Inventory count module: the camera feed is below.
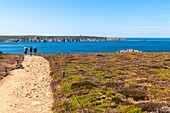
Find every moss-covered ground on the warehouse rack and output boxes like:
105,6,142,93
44,53,170,113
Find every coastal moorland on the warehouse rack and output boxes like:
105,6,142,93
0,53,170,112
44,53,170,113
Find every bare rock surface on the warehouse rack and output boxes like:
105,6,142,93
117,49,142,53
0,55,53,113
159,106,170,113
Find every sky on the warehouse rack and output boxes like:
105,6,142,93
0,0,170,37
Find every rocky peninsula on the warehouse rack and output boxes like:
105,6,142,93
0,36,126,42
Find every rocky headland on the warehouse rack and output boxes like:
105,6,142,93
0,36,126,42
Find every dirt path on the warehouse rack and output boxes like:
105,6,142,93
0,55,53,113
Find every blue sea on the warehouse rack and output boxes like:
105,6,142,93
0,38,170,54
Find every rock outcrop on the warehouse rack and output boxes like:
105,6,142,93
117,49,142,53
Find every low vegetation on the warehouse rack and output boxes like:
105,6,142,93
44,53,170,113
1,53,169,112
0,54,22,80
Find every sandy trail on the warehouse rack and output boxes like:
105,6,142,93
0,55,53,113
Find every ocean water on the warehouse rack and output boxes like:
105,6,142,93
0,38,170,54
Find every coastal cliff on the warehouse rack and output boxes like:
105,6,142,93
0,36,126,42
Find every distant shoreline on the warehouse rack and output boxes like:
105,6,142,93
0,35,125,42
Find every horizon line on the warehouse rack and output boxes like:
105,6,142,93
0,34,170,38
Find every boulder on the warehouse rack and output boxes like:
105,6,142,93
159,106,170,113
0,51,3,54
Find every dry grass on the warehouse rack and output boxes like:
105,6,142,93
0,54,22,80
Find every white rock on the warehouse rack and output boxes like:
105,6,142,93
31,101,41,105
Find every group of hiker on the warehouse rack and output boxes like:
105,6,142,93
24,46,37,55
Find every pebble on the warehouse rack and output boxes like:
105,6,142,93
18,109,24,112
31,101,41,105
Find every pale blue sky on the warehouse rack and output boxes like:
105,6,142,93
0,0,170,37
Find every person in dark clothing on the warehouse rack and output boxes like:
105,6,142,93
24,46,28,54
34,46,37,54
30,46,32,56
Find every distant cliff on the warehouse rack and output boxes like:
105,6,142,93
0,36,126,42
